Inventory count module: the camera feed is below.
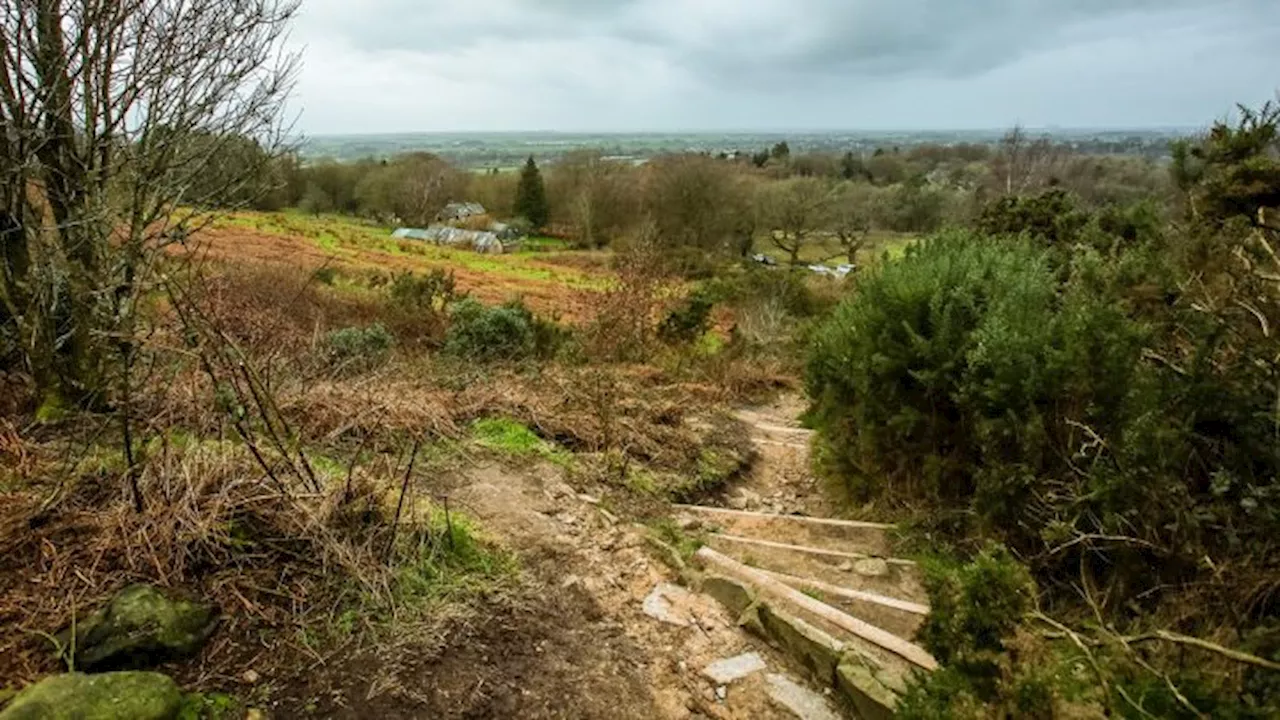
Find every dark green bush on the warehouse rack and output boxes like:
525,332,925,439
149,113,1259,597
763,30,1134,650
658,290,714,345
311,266,338,286
322,324,394,374
389,268,459,312
977,189,1090,247
916,545,1035,682
804,221,1280,588
811,100,1280,720
806,230,1144,519
443,298,566,362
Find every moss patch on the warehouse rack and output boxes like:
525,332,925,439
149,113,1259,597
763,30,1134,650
59,585,217,672
0,672,182,720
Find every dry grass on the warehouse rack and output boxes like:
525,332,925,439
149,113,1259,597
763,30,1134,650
0,234,799,701
0,424,518,690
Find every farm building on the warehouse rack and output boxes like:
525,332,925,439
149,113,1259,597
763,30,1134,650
393,225,509,253
437,202,487,222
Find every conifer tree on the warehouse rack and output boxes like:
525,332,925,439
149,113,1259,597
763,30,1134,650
515,156,550,229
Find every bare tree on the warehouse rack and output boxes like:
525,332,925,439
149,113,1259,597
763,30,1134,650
826,182,874,265
1,0,299,507
550,151,640,249
356,152,466,226
997,125,1069,196
1,0,298,394
759,177,832,268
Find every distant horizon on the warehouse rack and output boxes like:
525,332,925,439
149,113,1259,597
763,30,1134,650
301,125,1202,139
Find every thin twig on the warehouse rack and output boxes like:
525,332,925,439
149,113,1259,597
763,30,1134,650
384,439,422,562
1121,630,1280,672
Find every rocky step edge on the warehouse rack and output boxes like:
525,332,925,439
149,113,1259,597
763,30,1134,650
691,547,937,720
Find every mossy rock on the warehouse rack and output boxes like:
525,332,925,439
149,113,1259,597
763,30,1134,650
753,603,844,685
58,585,218,671
0,672,182,720
836,653,903,720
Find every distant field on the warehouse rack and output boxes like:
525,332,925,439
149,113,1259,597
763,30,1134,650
186,211,611,321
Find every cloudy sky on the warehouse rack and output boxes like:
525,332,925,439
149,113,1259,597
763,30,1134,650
287,0,1280,134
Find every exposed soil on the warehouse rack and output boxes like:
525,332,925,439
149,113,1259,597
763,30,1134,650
231,455,821,719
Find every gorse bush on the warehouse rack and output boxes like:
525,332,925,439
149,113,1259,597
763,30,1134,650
705,265,833,319
808,105,1280,716
806,230,1144,519
916,545,1036,684
389,268,458,312
383,269,461,346
322,324,394,374
900,545,1046,719
443,298,566,362
657,290,714,345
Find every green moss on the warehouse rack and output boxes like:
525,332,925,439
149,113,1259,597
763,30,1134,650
0,672,182,720
34,391,72,424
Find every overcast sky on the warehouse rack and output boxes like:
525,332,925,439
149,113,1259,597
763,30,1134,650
287,0,1280,134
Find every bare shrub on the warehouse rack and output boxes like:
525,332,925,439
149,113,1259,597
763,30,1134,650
582,222,676,362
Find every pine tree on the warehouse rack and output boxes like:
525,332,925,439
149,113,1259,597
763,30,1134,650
514,156,549,229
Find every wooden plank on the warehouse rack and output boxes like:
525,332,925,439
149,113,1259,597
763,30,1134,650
751,422,815,437
710,533,917,568
759,568,930,616
695,547,939,672
674,505,895,531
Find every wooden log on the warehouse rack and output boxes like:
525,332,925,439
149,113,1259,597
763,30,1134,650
694,547,939,671
758,568,930,616
710,533,917,568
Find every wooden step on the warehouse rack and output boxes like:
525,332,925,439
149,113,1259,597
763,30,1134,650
710,534,914,567
734,410,816,440
674,504,895,556
759,569,928,640
702,534,928,605
695,547,937,671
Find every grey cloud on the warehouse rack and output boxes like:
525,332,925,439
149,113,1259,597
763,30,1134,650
288,0,1280,132
304,0,1273,80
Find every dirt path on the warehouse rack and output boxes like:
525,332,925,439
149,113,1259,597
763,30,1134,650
713,394,839,518
295,393,859,718
438,463,831,719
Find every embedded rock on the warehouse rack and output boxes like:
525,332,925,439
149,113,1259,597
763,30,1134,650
0,672,182,720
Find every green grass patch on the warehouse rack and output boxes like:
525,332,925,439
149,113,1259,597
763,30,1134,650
470,417,572,466
391,507,518,606
211,210,611,291
624,469,662,496
518,236,573,253
649,518,705,564
322,505,518,646
178,693,240,720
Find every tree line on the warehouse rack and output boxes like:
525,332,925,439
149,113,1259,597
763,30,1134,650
232,131,1170,273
